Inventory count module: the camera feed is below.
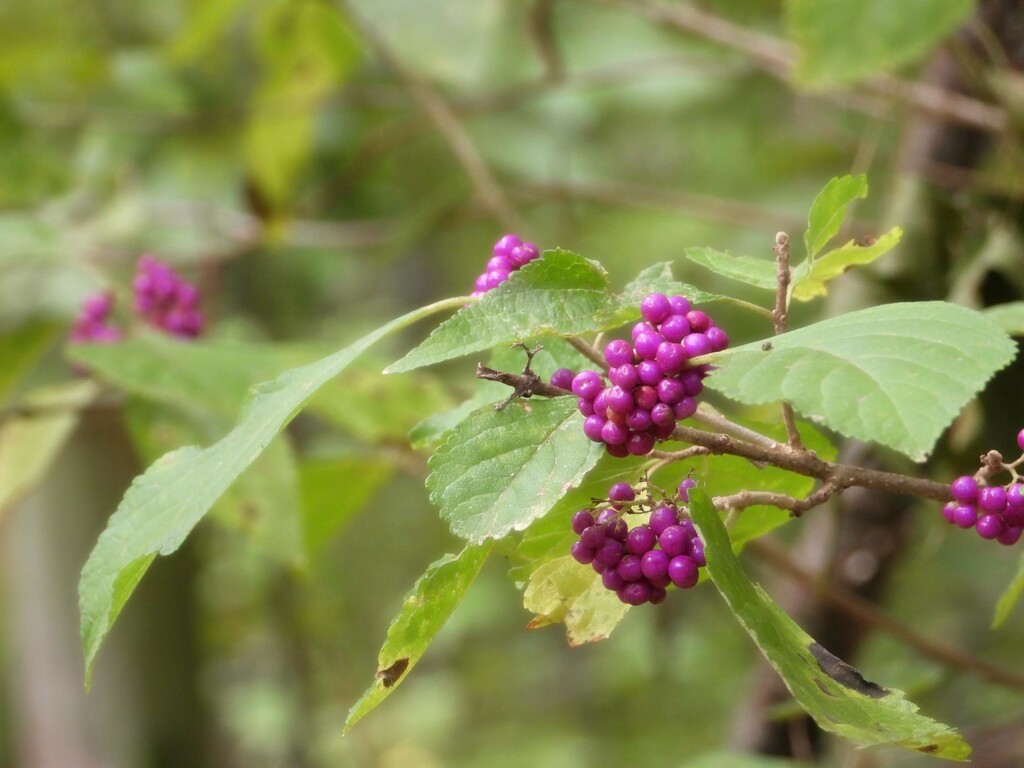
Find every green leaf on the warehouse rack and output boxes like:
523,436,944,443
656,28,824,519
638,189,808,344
0,380,99,516
685,247,777,291
124,400,304,564
0,323,60,405
706,302,1016,461
787,0,975,85
69,333,301,419
387,252,719,374
523,555,629,645
344,543,491,733
78,296,467,682
993,554,1024,629
689,488,971,759
792,227,903,301
300,456,392,555
803,175,867,259
985,302,1024,336
427,397,602,543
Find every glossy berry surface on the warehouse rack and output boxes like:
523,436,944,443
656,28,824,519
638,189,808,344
133,256,204,338
470,234,540,296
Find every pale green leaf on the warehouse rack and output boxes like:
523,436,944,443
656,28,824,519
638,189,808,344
523,555,629,645
0,380,99,516
387,252,719,375
803,175,867,259
706,302,1016,460
427,397,602,543
685,247,777,291
993,554,1024,629
690,489,971,759
0,323,60,405
787,0,975,85
792,227,902,301
79,296,467,682
344,543,491,733
985,302,1024,337
300,456,392,555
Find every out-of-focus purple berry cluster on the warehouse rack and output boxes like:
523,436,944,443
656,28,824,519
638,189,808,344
471,234,540,297
70,293,121,345
133,255,204,338
571,293,728,457
70,256,204,347
943,429,1024,546
570,479,706,606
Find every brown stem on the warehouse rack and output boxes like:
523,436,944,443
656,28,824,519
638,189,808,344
567,335,608,370
715,482,840,517
772,232,804,450
694,403,782,451
748,538,1024,693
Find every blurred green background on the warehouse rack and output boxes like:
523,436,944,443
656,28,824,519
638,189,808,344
3,0,1024,766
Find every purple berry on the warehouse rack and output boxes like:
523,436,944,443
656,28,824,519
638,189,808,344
657,377,685,405
685,310,711,332
941,502,958,525
649,586,668,604
583,415,606,442
640,293,672,325
578,398,595,417
620,581,651,606
653,422,675,440
668,295,691,315
492,234,521,256
637,361,663,386
602,568,626,591
649,505,679,535
605,386,634,414
601,421,629,446
634,385,659,410
607,484,633,504
977,514,1005,540
950,476,979,504
509,242,540,268
706,326,730,352
1007,484,1024,508
668,556,700,588
953,505,978,529
632,322,655,341
606,443,630,458
626,408,653,432
626,525,656,555
673,397,697,420
594,540,625,571
571,371,604,399
651,402,675,427
682,333,713,358
978,486,1008,513
571,540,595,564
550,367,575,390
627,432,656,456
640,549,669,581
617,555,643,582
487,254,512,272
604,339,634,368
659,314,690,343
659,525,690,557
1018,428,1024,453
609,364,639,389
680,369,704,397
581,525,607,549
634,332,663,360
571,510,595,534
655,342,686,374
999,526,1023,546
689,537,706,567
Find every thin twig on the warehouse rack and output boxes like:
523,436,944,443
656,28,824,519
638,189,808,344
748,538,1024,693
693,403,785,451
575,0,1008,134
772,232,803,450
527,0,565,83
567,335,608,369
714,482,840,517
338,1,523,232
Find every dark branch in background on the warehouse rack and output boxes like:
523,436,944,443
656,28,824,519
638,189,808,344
772,232,803,449
338,1,523,232
748,538,1024,693
573,0,1008,134
527,0,565,83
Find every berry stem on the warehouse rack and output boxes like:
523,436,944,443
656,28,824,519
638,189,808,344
772,231,804,451
713,482,839,517
693,402,785,451
566,335,609,370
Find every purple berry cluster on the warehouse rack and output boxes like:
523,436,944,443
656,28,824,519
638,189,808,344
571,293,728,457
471,234,540,296
70,293,121,345
570,479,706,606
943,430,1024,546
133,255,204,338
